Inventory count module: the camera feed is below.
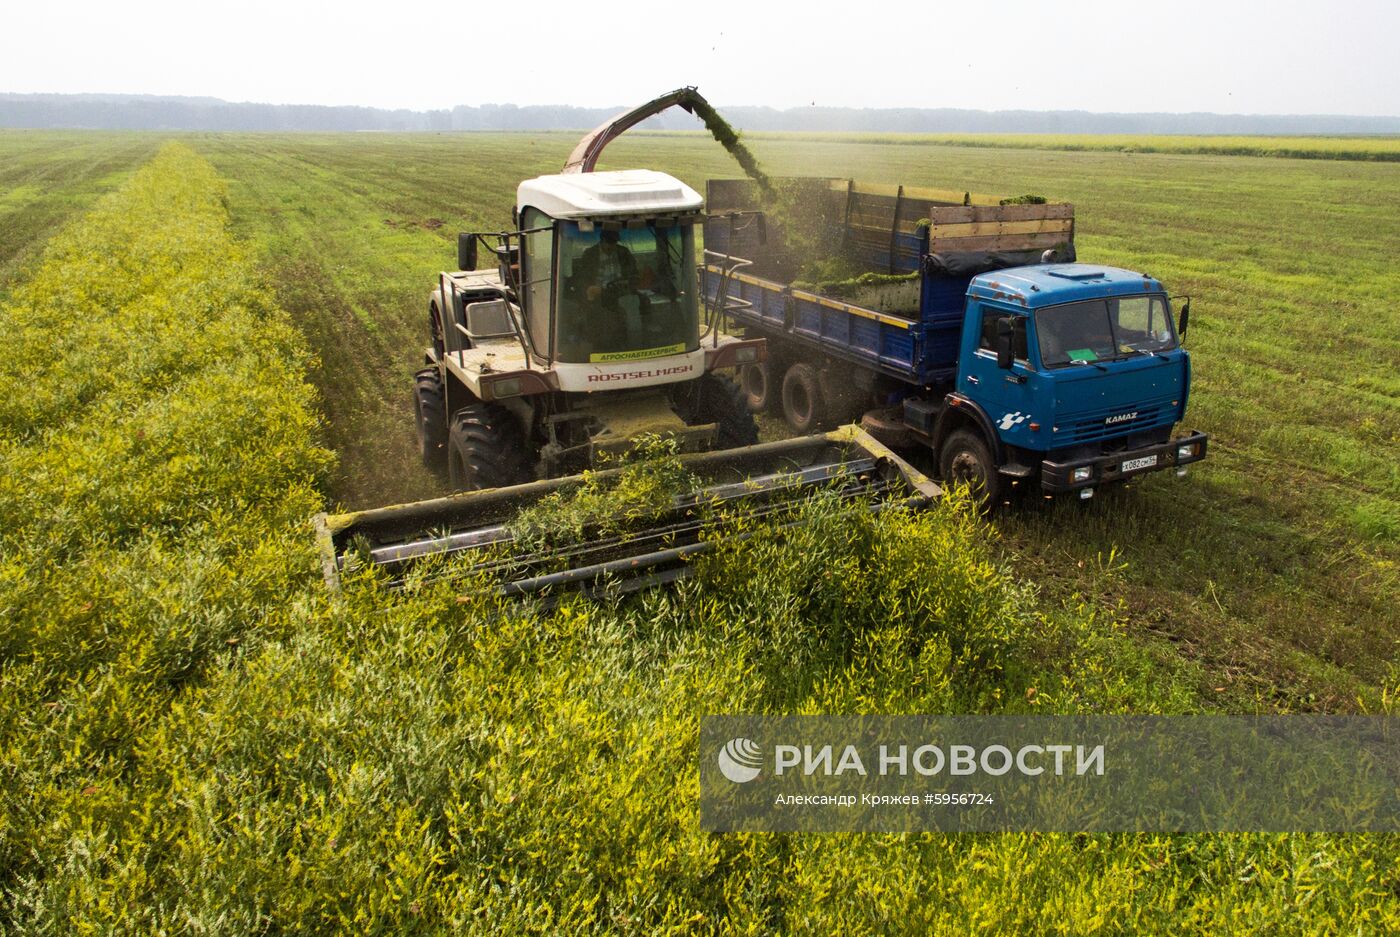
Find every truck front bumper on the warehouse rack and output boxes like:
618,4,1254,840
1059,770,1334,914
1040,431,1209,494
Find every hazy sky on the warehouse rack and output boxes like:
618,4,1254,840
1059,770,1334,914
3,0,1397,116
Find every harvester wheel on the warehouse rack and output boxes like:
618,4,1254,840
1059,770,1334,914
413,367,448,471
675,374,759,448
740,361,775,413
939,429,1000,504
446,403,530,492
429,303,446,357
780,362,826,434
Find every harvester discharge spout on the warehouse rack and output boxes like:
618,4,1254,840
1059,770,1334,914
562,85,771,193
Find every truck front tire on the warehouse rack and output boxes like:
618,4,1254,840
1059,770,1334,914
446,403,530,492
414,367,448,471
939,429,1000,504
781,362,826,434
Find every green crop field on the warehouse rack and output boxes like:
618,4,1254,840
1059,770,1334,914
1,131,1397,932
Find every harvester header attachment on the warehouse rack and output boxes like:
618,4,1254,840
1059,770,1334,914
315,426,939,598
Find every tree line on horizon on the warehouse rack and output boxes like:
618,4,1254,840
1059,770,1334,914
2,92,1397,135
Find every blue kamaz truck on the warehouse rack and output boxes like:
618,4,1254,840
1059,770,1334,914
702,178,1208,502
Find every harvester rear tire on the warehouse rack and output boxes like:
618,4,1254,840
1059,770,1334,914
939,429,1000,505
446,403,531,492
740,362,774,413
676,374,759,448
414,367,448,471
781,362,826,435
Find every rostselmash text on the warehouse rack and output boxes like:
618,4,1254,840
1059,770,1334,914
587,364,695,383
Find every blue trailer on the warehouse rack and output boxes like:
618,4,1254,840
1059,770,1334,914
701,178,1208,501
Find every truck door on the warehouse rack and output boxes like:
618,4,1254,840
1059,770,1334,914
960,304,1039,453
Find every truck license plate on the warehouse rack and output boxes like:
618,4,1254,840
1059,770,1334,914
1121,455,1158,473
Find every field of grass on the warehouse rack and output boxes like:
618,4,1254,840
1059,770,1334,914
1,132,1397,931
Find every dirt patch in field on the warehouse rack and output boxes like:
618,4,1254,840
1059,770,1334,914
383,217,445,231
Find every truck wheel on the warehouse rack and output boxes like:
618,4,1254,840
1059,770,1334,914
781,362,826,434
446,403,530,492
740,362,774,413
413,367,448,471
939,429,1000,504
675,374,759,448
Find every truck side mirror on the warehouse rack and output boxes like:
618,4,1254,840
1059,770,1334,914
1178,299,1191,338
995,317,1015,370
458,233,477,271
756,213,767,246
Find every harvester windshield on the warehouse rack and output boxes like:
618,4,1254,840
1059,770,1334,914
556,222,699,363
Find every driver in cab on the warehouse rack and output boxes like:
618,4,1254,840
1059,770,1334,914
573,229,638,310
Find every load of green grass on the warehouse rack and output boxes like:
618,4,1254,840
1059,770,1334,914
508,434,696,552
2,143,1397,934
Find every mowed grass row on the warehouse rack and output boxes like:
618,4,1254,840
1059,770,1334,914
0,142,333,926
0,131,163,297
197,132,1398,714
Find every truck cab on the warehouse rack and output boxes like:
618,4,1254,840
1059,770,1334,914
947,263,1208,499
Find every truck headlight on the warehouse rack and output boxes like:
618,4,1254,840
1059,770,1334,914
734,346,758,365
1177,443,1197,460
1072,466,1093,483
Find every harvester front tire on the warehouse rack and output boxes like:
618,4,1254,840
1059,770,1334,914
740,361,774,413
939,429,1000,505
429,302,447,357
446,403,530,492
414,367,448,471
676,374,759,449
781,362,826,435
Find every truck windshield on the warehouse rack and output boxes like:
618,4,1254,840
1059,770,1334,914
554,221,699,363
1036,294,1177,368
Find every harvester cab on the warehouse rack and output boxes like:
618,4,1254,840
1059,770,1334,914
422,168,766,489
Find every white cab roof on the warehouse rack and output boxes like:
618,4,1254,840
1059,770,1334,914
517,170,703,219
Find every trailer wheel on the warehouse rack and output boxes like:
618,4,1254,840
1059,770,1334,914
939,429,1000,504
446,403,530,492
413,367,448,471
781,362,826,434
675,374,759,448
740,362,775,413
